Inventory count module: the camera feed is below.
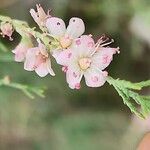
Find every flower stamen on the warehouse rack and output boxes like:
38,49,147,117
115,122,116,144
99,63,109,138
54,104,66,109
78,57,91,71
59,36,72,49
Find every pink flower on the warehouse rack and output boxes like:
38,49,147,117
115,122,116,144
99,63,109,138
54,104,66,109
46,17,85,58
56,35,119,89
30,4,50,28
0,22,14,40
12,38,33,62
24,40,55,77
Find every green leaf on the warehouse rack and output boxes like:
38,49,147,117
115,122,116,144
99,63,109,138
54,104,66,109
0,41,8,52
0,53,14,62
107,76,150,118
133,80,150,89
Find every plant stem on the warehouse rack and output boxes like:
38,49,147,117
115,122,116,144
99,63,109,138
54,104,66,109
0,15,59,49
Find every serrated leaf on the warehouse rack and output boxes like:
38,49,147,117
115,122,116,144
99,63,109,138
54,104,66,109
107,76,150,118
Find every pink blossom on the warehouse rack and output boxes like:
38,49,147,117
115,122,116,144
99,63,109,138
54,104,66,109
56,35,119,89
46,17,85,58
30,4,50,28
0,22,14,40
24,40,55,77
12,39,33,62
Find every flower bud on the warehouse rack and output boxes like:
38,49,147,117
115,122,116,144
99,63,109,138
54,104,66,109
0,22,14,40
12,36,33,62
30,4,51,28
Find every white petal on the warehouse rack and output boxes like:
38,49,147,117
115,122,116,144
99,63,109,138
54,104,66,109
24,48,37,71
92,47,119,70
66,65,82,89
74,35,95,56
53,49,72,66
12,43,29,62
84,68,107,87
46,17,66,37
66,17,85,39
30,9,39,24
38,40,48,57
46,58,55,76
35,63,48,77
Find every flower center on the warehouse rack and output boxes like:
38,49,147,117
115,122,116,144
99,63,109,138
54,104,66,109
60,36,72,49
78,57,91,71
34,53,47,68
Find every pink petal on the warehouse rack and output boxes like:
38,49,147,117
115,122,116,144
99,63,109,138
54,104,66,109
84,68,107,87
53,49,72,66
74,35,95,47
66,67,82,89
36,4,47,19
72,35,95,56
46,17,66,37
30,9,39,25
37,39,48,57
35,62,49,77
30,4,48,27
66,17,85,39
12,43,28,62
24,48,37,71
0,22,14,39
46,58,55,76
92,47,119,70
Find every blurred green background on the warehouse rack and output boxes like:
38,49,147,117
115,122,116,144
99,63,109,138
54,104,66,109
0,0,150,149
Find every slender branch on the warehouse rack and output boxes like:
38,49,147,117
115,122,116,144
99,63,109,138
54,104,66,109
0,15,60,49
0,76,45,99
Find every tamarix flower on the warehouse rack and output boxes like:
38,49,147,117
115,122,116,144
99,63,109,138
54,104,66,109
46,17,85,58
24,40,55,77
0,22,14,40
56,35,119,89
12,37,33,62
30,4,51,28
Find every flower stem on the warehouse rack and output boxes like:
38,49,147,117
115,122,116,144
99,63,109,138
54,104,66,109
0,76,45,99
0,15,59,50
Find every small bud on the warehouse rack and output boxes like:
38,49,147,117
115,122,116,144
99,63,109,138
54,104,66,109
0,22,14,41
12,36,33,62
30,4,51,28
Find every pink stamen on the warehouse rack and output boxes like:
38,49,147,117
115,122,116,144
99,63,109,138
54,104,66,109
62,66,68,73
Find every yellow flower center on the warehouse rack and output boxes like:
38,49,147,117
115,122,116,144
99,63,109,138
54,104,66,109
60,36,72,49
78,58,91,71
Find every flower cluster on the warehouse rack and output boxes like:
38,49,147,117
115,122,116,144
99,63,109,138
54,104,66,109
0,4,150,118
0,4,119,89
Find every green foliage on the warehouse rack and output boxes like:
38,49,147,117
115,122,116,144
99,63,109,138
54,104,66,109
0,41,8,52
0,41,45,99
0,76,45,99
0,10,149,118
0,52,13,62
107,77,150,118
